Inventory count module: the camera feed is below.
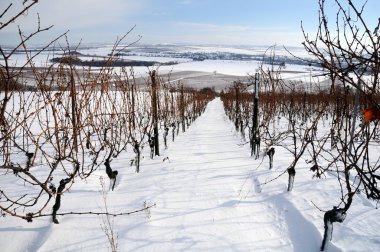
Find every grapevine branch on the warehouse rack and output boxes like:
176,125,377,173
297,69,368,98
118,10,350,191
23,203,156,222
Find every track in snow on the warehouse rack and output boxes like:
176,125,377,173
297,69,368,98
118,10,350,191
125,98,323,251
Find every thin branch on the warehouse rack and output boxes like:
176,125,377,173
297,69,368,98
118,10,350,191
0,0,38,30
30,203,157,220
0,3,12,20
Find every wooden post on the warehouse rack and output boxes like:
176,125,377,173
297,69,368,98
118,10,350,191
251,73,260,157
70,66,78,153
131,83,136,130
150,70,160,156
235,84,240,131
180,85,185,133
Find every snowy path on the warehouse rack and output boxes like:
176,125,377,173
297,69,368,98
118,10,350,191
125,98,302,251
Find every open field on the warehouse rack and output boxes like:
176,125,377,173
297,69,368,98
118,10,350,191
10,66,320,92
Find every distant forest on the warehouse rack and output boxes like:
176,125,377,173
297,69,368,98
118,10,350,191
50,55,178,67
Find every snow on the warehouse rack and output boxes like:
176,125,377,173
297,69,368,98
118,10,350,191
1,98,379,251
0,44,319,79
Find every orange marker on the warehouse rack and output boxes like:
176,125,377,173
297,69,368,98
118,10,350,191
363,107,380,123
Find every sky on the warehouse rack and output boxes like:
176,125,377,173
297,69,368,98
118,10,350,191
1,0,380,47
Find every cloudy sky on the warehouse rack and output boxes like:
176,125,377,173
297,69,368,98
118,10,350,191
1,0,379,46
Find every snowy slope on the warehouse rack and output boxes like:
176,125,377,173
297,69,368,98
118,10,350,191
1,98,379,252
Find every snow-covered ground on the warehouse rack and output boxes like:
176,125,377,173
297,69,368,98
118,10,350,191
0,44,320,79
1,98,379,252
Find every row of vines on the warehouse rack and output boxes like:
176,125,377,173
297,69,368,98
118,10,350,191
221,19,380,251
222,63,380,251
221,0,380,247
1,32,215,224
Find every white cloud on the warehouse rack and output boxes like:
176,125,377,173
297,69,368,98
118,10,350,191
120,14,300,46
179,0,192,5
176,22,292,33
147,22,304,46
177,22,252,32
0,0,304,46
1,0,145,32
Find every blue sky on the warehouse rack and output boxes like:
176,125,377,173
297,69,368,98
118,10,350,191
1,0,379,46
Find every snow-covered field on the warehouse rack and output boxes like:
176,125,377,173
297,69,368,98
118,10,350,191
1,98,379,252
1,44,321,79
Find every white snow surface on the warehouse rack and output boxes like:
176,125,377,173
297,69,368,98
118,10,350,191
0,44,317,78
1,98,379,252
